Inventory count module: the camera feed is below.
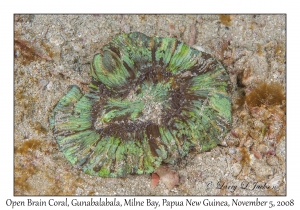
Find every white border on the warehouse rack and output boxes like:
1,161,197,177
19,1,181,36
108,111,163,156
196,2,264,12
1,0,298,209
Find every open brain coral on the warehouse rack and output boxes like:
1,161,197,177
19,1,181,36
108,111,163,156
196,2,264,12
50,32,232,177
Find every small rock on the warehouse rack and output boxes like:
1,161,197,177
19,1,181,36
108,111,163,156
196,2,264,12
75,187,83,195
241,68,255,87
154,166,179,190
46,81,53,90
196,16,203,23
192,45,206,53
219,139,227,146
250,106,267,118
179,26,185,33
231,127,243,138
252,150,262,159
232,163,242,176
49,34,64,46
268,123,281,140
226,138,239,147
266,155,279,166
151,173,160,189
244,138,254,148
257,143,268,154
268,106,285,122
252,160,273,180
266,150,276,156
39,80,48,91
229,148,236,154
122,24,131,33
267,175,282,190
249,120,266,141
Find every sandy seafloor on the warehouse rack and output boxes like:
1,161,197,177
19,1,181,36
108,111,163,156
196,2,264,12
14,14,286,195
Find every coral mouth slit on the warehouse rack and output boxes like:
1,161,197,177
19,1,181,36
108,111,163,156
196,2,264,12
50,32,232,177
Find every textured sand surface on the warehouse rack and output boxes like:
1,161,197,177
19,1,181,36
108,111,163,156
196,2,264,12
14,14,286,195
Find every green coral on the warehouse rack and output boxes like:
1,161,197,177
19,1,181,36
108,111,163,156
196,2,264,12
50,32,232,177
